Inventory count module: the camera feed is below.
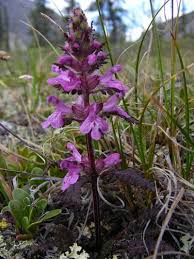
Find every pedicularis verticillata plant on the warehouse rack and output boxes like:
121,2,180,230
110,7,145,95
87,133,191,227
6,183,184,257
42,8,137,248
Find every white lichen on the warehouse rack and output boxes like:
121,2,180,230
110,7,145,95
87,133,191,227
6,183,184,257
180,234,194,254
59,243,89,259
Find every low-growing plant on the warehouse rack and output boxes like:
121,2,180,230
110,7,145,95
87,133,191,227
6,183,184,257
2,188,61,235
41,8,138,248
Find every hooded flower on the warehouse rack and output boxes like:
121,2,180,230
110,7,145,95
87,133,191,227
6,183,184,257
103,93,138,124
60,143,121,191
87,53,97,65
57,55,74,66
96,153,121,172
92,40,102,49
51,64,61,73
60,143,83,191
100,65,128,94
48,70,81,93
42,96,72,128
71,96,89,121
80,103,109,140
87,51,107,66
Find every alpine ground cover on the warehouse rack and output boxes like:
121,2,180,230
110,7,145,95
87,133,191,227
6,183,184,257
0,1,194,258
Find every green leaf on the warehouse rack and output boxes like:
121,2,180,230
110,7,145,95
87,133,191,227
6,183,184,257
35,198,47,211
13,188,32,216
0,154,7,168
8,200,23,227
27,209,61,230
29,198,47,223
13,188,32,204
22,216,30,232
39,209,61,222
31,167,44,175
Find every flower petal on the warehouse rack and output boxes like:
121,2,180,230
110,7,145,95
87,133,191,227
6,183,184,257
41,119,51,129
80,116,93,134
48,71,81,92
100,65,128,94
61,167,80,191
87,53,97,65
51,64,60,73
57,55,73,66
105,79,128,93
97,51,107,60
96,117,109,133
42,111,64,128
103,94,119,112
104,153,120,168
67,143,82,162
111,64,122,73
47,96,59,106
91,126,101,140
92,40,102,49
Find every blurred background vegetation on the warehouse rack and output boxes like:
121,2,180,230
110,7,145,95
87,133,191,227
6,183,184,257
0,0,194,50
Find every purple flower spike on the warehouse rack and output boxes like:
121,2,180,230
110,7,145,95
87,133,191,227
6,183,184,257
42,7,138,202
80,103,109,140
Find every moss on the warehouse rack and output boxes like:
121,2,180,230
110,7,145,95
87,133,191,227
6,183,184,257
0,218,9,230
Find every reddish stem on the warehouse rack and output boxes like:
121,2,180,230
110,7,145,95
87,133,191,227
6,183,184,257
82,71,101,249
86,133,101,249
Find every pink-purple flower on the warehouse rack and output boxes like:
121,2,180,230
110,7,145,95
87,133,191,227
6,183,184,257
87,54,97,65
60,143,83,191
57,55,74,66
42,7,138,195
100,65,128,94
48,70,81,93
60,143,121,191
96,153,121,172
87,51,107,66
103,93,138,124
80,103,109,140
42,96,72,128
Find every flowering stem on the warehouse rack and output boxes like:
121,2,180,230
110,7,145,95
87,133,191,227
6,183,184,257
43,7,138,251
86,133,101,249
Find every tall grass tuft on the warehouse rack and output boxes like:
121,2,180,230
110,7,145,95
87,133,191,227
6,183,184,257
96,0,193,180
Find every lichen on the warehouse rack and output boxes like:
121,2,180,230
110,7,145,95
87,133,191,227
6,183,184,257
0,218,9,230
59,243,89,259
